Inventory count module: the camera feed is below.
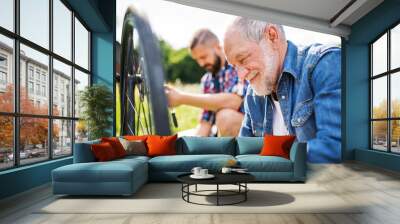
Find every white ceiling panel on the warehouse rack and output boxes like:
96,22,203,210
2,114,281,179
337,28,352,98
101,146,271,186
165,0,384,38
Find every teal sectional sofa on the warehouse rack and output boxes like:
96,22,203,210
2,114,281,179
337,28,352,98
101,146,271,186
52,137,307,196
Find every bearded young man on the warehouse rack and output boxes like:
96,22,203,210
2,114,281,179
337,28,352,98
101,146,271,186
224,18,341,163
166,29,247,137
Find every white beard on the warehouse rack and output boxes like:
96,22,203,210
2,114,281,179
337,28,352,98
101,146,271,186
252,53,278,96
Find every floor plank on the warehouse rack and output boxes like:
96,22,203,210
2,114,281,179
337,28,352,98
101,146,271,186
1,162,400,224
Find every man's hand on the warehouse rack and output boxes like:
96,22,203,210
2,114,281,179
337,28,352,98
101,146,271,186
164,85,183,107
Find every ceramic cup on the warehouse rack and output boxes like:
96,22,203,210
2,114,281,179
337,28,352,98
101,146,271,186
200,169,208,176
191,167,202,176
221,167,232,174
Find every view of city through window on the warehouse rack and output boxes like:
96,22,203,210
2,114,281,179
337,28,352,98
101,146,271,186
371,23,400,153
0,0,91,170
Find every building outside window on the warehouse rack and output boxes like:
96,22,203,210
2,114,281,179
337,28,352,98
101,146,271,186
371,23,400,154
0,0,91,170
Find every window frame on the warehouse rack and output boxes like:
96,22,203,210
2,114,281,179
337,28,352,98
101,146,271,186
0,0,92,171
370,20,400,154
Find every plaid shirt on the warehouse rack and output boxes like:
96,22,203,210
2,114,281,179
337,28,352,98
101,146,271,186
200,63,247,123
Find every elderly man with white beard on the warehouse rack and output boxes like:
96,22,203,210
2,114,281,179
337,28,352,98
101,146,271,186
224,17,341,163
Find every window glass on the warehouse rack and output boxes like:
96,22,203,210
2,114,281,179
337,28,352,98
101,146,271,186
53,119,72,157
53,59,72,117
20,117,49,165
391,72,400,118
372,34,387,76
372,121,388,151
0,35,14,112
74,18,89,70
391,24,400,70
74,69,89,118
0,0,14,31
391,120,400,153
372,77,387,119
20,44,49,115
53,0,72,60
20,0,49,49
0,116,13,170
75,120,88,143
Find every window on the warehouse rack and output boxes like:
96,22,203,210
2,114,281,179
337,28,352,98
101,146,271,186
0,34,13,113
0,0,91,170
53,0,72,60
28,81,34,94
28,67,34,80
0,54,7,89
75,18,90,70
370,23,400,154
53,59,72,117
42,85,46,97
0,71,6,85
0,0,14,31
20,0,49,49
36,83,40,95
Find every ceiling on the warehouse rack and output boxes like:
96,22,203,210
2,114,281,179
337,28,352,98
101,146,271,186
164,0,384,37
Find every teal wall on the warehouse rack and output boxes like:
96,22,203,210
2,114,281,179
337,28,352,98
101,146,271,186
0,158,72,199
0,0,116,200
92,31,115,136
344,0,400,171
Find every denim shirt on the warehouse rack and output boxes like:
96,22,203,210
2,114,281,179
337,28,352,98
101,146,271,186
239,41,341,163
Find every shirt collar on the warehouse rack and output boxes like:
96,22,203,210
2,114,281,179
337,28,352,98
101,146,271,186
281,40,300,80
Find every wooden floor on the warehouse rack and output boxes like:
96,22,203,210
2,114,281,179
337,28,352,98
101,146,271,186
1,162,400,224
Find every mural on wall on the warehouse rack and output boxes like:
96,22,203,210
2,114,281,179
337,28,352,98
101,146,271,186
116,1,342,163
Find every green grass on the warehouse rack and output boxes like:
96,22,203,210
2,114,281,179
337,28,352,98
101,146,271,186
169,83,202,134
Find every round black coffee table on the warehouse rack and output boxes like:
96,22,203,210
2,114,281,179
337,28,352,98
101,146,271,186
177,173,255,206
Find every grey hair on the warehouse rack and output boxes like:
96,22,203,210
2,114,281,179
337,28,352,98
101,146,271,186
189,28,219,50
231,17,286,42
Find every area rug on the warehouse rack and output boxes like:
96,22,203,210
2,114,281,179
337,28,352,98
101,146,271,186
37,183,362,214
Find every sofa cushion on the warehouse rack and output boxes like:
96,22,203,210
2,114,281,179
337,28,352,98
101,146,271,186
147,135,178,157
91,142,118,161
236,137,263,155
148,154,235,172
236,155,293,172
177,137,235,155
53,158,147,183
101,137,127,158
73,139,100,163
260,135,296,159
119,138,147,156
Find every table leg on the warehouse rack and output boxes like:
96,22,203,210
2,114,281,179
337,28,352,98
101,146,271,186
245,183,247,201
195,184,197,192
217,184,219,206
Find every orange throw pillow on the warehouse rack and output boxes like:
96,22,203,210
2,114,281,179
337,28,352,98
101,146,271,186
123,135,149,141
91,142,117,161
101,137,126,158
260,135,296,159
146,134,178,157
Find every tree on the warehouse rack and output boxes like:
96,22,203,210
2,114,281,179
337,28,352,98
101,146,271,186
159,39,205,84
79,84,113,140
372,99,400,143
0,84,59,151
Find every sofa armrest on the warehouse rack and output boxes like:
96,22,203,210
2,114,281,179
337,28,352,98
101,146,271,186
73,140,100,163
289,142,307,181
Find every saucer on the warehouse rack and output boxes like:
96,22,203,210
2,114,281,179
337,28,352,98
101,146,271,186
190,174,215,179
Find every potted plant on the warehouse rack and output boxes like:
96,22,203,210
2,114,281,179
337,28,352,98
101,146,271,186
79,84,113,140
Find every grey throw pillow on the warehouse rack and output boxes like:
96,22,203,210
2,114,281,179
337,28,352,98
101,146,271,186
119,138,147,156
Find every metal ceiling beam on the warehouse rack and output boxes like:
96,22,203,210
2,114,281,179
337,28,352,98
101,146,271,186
165,0,351,37
330,0,368,28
